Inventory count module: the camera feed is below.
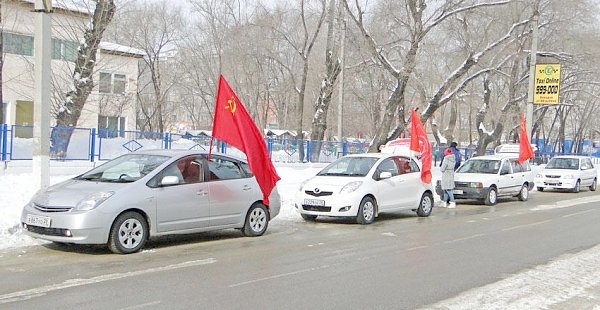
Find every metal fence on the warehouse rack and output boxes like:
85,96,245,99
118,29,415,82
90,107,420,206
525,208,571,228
1,124,598,164
0,125,369,163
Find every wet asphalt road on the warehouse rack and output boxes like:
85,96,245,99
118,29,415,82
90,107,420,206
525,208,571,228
1,189,600,310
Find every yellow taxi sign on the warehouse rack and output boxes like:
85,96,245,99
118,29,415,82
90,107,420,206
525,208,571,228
534,64,561,104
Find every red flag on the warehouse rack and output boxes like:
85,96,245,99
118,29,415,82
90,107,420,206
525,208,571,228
518,113,534,163
210,75,280,205
409,110,432,183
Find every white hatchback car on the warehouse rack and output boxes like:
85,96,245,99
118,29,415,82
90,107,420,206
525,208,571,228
295,153,434,224
437,154,534,205
534,155,597,193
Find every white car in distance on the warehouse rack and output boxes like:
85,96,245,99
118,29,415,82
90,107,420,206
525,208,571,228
534,155,597,193
295,153,434,224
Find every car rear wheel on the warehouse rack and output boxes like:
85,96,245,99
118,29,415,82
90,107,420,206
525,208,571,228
484,187,497,206
572,180,581,193
108,211,148,254
301,214,318,221
537,187,544,192
356,197,376,225
242,203,269,237
416,192,433,217
518,184,529,201
590,179,597,191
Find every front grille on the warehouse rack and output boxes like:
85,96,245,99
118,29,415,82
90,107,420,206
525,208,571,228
34,204,73,213
305,190,333,197
455,182,469,187
546,175,561,179
25,224,70,237
302,205,332,212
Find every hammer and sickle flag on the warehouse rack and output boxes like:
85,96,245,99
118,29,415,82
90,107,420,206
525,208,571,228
409,109,432,184
209,75,280,205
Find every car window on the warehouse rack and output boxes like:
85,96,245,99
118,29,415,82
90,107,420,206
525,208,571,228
395,157,413,174
317,156,378,177
409,159,420,172
456,159,500,174
240,162,253,177
510,160,523,173
500,161,511,175
546,158,579,170
151,155,204,187
208,156,244,181
581,158,593,170
376,158,399,177
78,154,170,183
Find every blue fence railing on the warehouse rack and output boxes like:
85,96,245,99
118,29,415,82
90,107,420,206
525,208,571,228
0,125,370,163
1,124,598,163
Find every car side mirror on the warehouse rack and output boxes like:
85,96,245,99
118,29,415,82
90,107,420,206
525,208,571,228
161,175,180,186
379,171,392,179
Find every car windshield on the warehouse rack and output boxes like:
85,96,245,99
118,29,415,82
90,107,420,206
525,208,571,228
317,156,379,177
546,158,579,170
76,154,171,182
456,159,501,174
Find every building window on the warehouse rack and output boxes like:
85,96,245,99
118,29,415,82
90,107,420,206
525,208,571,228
3,33,34,56
99,72,128,94
52,39,78,62
98,115,126,138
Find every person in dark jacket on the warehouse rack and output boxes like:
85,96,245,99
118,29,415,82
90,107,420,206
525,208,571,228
449,142,462,170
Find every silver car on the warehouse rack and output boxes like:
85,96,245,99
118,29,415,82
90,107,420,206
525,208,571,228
21,150,280,254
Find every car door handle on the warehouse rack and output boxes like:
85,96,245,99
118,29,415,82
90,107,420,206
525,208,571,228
242,185,252,191
196,190,208,196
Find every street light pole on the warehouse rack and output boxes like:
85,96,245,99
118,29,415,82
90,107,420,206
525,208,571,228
526,2,539,138
33,0,52,191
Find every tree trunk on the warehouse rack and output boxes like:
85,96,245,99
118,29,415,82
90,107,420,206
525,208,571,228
50,0,116,156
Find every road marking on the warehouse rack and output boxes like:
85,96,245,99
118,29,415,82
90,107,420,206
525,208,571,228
562,209,596,218
444,234,486,244
407,245,429,251
501,220,552,231
118,301,162,310
0,258,216,304
423,243,600,310
531,195,600,211
229,265,330,288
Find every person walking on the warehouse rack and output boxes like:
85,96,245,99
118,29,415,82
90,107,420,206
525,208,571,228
440,148,457,208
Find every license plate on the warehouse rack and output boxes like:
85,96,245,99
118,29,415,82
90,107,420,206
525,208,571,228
453,189,464,195
25,214,51,228
303,199,325,206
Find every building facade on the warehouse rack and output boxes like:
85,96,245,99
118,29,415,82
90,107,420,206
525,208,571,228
1,0,143,137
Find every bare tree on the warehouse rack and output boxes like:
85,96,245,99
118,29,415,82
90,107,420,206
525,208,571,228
51,0,116,156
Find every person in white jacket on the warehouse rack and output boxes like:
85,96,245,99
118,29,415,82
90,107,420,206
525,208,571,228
440,148,457,208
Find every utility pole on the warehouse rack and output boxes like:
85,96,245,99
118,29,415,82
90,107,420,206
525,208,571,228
33,0,52,191
526,2,539,138
336,16,346,147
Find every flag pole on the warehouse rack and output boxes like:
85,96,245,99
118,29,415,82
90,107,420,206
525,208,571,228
208,75,224,160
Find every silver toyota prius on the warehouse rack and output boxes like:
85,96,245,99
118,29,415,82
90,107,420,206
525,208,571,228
21,149,281,254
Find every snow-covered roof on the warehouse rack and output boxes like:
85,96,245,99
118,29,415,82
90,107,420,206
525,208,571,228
264,129,296,137
21,0,93,15
99,42,145,57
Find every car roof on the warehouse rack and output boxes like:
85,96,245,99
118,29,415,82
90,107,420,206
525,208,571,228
131,149,246,162
549,155,589,160
465,154,516,161
344,152,411,159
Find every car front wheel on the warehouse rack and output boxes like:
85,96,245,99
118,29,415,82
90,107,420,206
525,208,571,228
356,197,376,225
572,180,581,193
518,184,529,201
484,187,498,206
537,187,544,192
416,192,433,217
108,211,148,254
242,203,269,237
590,179,597,192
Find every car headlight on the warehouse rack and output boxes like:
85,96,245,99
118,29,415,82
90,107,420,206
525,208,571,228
468,182,483,188
340,181,363,194
535,174,542,178
562,175,575,179
75,191,114,211
298,179,310,192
